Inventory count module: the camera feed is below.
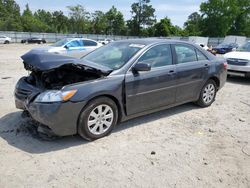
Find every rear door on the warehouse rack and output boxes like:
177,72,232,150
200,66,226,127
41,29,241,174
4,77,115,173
125,44,177,115
64,40,84,58
82,40,99,56
173,44,209,102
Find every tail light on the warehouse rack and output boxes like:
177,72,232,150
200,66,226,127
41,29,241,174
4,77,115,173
223,62,228,70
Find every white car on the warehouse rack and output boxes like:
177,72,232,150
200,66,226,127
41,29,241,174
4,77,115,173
224,41,250,78
196,43,209,50
0,36,11,44
99,38,113,45
32,38,102,58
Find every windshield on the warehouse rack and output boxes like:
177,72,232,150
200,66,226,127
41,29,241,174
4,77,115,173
217,44,229,48
217,43,238,48
82,42,145,70
51,39,70,47
237,42,250,52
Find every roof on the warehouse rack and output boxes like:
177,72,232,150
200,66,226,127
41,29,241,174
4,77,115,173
115,38,190,46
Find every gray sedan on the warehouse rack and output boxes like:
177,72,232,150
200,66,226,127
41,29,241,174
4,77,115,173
15,39,227,140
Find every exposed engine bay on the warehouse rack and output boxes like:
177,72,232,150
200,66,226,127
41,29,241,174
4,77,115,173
21,51,112,90
24,63,104,89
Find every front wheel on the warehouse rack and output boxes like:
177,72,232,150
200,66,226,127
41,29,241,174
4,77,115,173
78,97,118,141
196,80,217,107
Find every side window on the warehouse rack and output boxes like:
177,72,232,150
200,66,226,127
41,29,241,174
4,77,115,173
174,45,197,64
67,40,81,48
138,44,172,68
196,50,208,61
83,40,97,46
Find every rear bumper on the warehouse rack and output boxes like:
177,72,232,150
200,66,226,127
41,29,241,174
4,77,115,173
15,77,87,136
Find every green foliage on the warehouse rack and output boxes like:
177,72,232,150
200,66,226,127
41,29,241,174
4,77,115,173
91,11,107,34
153,17,184,37
184,12,202,36
105,6,126,35
0,0,22,31
129,0,156,36
199,0,250,37
0,0,249,37
67,4,90,34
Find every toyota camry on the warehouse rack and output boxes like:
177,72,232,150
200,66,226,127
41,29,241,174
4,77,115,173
15,39,227,140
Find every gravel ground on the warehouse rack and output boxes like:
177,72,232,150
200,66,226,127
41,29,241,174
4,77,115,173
0,44,249,188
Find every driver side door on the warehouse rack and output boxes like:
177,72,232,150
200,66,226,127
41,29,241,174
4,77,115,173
125,44,177,115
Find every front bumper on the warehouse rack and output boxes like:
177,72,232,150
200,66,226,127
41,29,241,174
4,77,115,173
15,77,87,136
227,64,250,77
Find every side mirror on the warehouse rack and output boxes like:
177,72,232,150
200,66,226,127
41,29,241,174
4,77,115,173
64,45,69,49
132,62,151,72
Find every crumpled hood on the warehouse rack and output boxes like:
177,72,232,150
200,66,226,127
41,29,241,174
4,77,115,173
21,51,112,74
224,51,250,60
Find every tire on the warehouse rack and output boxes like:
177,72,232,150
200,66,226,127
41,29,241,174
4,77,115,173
196,79,217,107
78,97,118,141
4,40,9,44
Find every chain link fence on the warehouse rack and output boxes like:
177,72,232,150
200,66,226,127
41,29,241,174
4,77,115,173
0,31,249,46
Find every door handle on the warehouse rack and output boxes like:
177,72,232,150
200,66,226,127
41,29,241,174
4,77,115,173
204,64,209,69
167,70,175,76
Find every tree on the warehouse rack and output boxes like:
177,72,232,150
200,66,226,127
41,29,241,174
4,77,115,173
228,0,250,36
52,11,69,33
184,12,202,36
67,4,90,34
105,6,126,35
91,11,107,34
129,0,156,36
21,4,49,32
154,17,183,37
34,9,54,32
200,0,238,37
0,0,22,31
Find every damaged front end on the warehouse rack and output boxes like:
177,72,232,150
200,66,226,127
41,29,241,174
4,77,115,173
21,51,111,90
15,51,112,136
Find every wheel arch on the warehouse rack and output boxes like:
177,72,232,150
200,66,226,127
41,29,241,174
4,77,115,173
78,94,123,126
209,76,220,89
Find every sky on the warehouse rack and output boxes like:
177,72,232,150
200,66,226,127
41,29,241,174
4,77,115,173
15,0,206,27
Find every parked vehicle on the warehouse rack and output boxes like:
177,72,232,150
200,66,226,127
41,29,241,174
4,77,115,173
21,37,46,44
189,36,209,50
15,39,227,140
99,38,113,45
213,43,239,54
0,35,11,44
224,41,250,77
30,38,102,58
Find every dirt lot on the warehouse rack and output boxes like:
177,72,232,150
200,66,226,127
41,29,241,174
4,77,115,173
0,44,249,188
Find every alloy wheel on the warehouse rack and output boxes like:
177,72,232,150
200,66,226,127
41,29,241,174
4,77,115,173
87,104,114,135
202,83,215,104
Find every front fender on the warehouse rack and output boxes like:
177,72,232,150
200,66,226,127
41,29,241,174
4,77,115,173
64,75,125,103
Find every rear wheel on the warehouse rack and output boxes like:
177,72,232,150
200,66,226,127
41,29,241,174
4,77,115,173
78,97,118,141
196,80,217,107
4,40,9,44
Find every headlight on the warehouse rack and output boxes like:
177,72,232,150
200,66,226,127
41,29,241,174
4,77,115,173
35,90,77,103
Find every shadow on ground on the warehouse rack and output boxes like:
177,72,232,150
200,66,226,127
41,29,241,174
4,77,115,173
227,76,250,85
0,103,198,154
